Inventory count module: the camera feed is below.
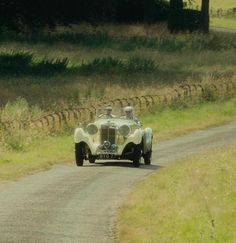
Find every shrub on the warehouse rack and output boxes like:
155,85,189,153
0,51,69,75
44,32,112,47
0,97,30,122
0,52,33,74
158,37,185,51
121,37,158,51
202,85,220,102
189,33,236,51
4,131,27,151
79,56,156,74
0,97,42,122
168,9,200,33
126,57,156,73
34,58,69,74
79,57,123,74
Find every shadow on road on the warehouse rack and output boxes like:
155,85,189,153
85,161,162,170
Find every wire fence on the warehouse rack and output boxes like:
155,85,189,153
186,5,236,18
0,79,236,137
210,8,236,18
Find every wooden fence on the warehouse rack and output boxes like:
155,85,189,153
0,80,236,136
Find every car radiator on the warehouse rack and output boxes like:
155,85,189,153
101,125,116,145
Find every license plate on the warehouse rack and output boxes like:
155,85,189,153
99,154,115,159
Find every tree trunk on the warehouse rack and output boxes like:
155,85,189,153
200,0,210,33
143,0,156,23
169,0,183,9
168,0,184,33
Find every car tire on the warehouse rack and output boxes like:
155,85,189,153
89,156,96,164
143,149,152,165
75,143,84,166
133,144,141,168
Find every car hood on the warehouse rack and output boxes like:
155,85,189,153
93,118,138,128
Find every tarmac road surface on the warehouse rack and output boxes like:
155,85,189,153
0,122,236,243
211,27,236,33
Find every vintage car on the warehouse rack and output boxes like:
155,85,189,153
74,107,153,167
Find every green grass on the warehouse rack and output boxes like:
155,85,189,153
1,97,236,181
118,145,236,242
211,17,236,30
2,30,236,51
194,0,236,10
0,134,73,181
0,23,236,181
190,0,236,29
0,30,236,107
142,98,236,141
0,25,236,109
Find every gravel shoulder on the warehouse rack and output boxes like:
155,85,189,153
211,27,236,33
0,122,236,243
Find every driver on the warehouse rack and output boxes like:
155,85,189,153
99,105,116,118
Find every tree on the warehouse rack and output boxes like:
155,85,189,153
168,0,206,33
200,0,210,33
168,0,184,33
0,0,171,33
144,0,156,23
169,0,183,9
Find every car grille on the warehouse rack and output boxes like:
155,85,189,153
101,125,116,145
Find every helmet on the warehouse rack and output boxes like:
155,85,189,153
105,105,112,111
124,106,133,113
124,106,134,118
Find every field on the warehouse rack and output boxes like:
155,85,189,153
118,144,236,242
211,18,236,30
194,0,236,10
0,1,236,241
193,0,236,30
0,24,236,108
1,97,236,181
0,12,236,243
0,24,236,180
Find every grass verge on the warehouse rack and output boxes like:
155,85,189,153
142,97,236,142
0,135,73,181
118,145,236,243
211,17,236,30
0,98,236,181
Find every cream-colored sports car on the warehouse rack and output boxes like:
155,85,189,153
74,108,153,167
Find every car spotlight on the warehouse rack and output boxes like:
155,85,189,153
118,125,130,136
86,123,98,135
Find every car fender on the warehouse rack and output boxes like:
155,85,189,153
74,128,99,154
127,128,143,145
142,127,153,153
74,128,89,144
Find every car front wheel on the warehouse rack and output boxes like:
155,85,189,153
88,156,96,164
75,143,84,166
133,144,141,168
143,149,152,165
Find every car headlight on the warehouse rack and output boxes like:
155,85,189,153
86,123,98,135
118,125,130,136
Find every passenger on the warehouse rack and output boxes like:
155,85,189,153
123,106,141,125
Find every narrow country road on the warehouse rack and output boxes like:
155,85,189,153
211,27,236,33
0,123,236,243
